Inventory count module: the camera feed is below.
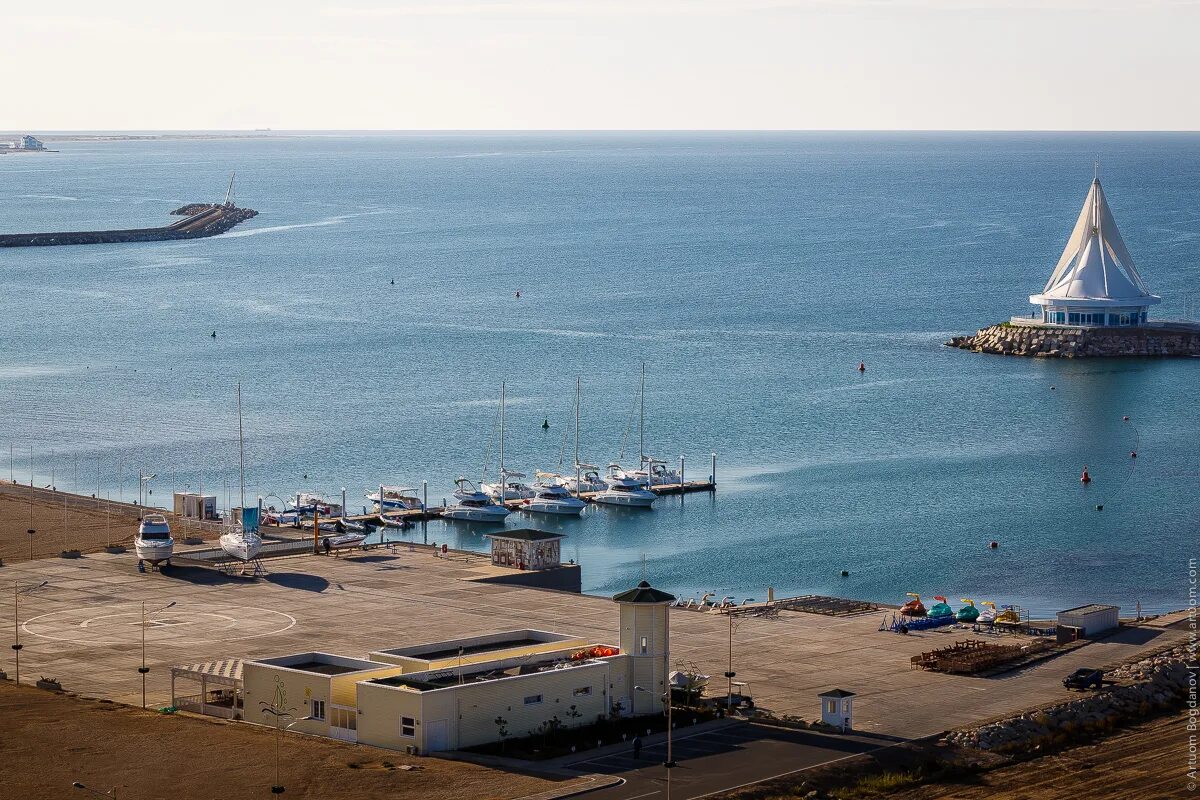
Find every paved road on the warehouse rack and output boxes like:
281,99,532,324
567,722,894,799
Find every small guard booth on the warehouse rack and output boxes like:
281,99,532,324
485,529,564,570
819,688,856,732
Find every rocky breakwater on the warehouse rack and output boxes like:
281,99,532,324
947,323,1200,358
946,645,1194,752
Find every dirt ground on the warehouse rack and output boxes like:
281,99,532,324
0,483,212,563
1,681,567,800
888,712,1192,800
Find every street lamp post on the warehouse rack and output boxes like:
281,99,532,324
12,581,48,685
635,685,675,800
72,781,116,799
140,600,176,708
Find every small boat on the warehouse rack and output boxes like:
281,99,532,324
928,595,955,618
900,592,927,617
374,515,411,529
442,478,511,522
591,465,656,508
995,605,1022,624
522,473,586,516
481,471,536,502
324,532,367,549
222,384,263,565
978,601,998,624
564,464,606,494
669,669,711,690
134,514,174,566
956,598,980,622
366,485,422,512
289,492,342,518
626,457,681,488
220,524,262,562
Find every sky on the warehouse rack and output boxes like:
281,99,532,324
3,0,1199,131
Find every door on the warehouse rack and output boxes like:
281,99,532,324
425,719,450,752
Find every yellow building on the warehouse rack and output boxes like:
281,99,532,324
240,580,675,753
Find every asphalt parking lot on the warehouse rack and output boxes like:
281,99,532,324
568,722,891,799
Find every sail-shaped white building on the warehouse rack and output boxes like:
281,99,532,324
1030,177,1160,327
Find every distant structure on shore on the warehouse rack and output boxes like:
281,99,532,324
1029,176,1161,328
2,134,47,152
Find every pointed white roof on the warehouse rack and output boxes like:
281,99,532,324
1030,178,1160,307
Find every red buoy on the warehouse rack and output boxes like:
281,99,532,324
1080,466,1092,484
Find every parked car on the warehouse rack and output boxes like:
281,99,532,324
1063,667,1104,690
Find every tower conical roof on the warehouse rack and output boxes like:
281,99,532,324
1030,179,1160,307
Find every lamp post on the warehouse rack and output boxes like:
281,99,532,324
72,781,116,799
12,581,48,684
140,600,176,708
138,474,156,517
260,704,314,794
635,685,674,800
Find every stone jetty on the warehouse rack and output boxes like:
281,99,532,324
0,203,257,248
947,322,1200,358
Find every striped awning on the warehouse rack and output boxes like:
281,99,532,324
171,658,243,686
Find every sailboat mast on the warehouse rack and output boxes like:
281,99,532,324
639,362,645,467
499,382,506,505
574,377,580,467
237,382,245,508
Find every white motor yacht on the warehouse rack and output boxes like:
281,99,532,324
626,457,682,488
481,471,536,502
134,514,174,566
592,467,656,507
442,478,511,522
563,464,606,494
366,485,422,512
522,473,587,516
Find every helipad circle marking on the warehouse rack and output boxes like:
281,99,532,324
22,605,297,646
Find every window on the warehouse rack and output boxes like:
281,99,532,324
1068,312,1080,325
573,686,592,697
400,716,416,737
523,694,543,706
825,700,836,714
311,699,326,721
640,636,648,655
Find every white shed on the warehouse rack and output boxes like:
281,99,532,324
818,688,856,731
1056,604,1119,637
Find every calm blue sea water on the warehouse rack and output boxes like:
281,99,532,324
1,133,1196,615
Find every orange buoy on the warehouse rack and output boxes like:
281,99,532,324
1080,466,1091,484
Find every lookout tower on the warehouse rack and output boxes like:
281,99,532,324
612,580,674,716
1029,176,1160,327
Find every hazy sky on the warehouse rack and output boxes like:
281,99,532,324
5,0,1198,130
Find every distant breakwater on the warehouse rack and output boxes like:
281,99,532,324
947,322,1200,358
0,203,257,247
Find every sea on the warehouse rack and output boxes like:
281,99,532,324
1,132,1197,616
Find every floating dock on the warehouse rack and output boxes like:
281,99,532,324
0,202,257,247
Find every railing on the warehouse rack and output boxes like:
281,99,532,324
173,692,240,719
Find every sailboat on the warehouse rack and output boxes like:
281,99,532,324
480,383,534,502
619,364,681,488
446,383,513,523
220,383,263,564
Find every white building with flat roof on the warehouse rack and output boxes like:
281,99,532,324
1030,176,1160,327
236,579,675,753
